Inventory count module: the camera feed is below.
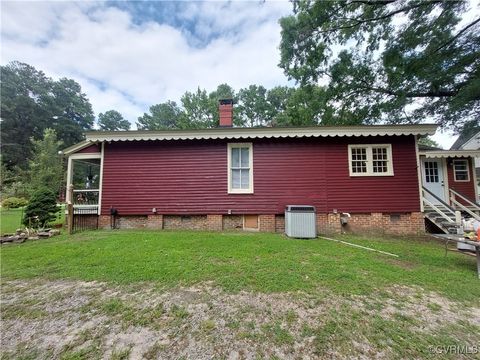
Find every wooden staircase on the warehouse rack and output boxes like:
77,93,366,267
422,187,461,234
424,203,459,234
449,189,480,223
422,187,480,235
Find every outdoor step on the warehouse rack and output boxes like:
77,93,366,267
426,215,456,222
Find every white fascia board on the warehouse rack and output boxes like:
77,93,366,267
63,140,94,155
420,150,480,158
83,124,438,143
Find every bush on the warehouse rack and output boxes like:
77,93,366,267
23,188,59,228
2,197,28,209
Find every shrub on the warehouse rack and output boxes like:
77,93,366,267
23,188,59,228
2,197,28,209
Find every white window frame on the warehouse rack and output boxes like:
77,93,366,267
348,144,394,177
453,159,470,182
227,142,254,194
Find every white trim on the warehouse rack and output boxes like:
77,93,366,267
227,143,254,194
65,153,102,204
472,157,479,201
66,156,73,204
68,153,101,160
63,140,94,155
79,124,437,144
415,136,424,212
442,158,449,202
348,144,394,176
452,159,470,182
420,150,480,158
98,142,105,215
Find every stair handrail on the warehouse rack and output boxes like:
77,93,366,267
422,197,457,224
449,190,480,222
421,187,456,216
449,188,480,209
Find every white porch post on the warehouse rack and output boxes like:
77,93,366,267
98,142,105,215
66,156,73,204
415,135,424,212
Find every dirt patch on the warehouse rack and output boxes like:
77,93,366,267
1,280,479,359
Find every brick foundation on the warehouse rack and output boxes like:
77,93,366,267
275,215,285,233
94,211,425,235
99,215,111,229
147,214,163,229
318,212,424,235
223,215,243,230
207,215,223,231
117,215,148,229
259,214,275,232
163,215,209,231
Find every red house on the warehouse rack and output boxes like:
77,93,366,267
63,100,480,235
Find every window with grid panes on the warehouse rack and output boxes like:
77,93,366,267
348,144,393,176
228,143,253,193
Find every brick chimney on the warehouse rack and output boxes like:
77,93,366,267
219,99,233,127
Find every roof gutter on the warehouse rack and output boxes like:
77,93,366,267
63,124,438,155
83,124,438,143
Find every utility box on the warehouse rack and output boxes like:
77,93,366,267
285,205,317,238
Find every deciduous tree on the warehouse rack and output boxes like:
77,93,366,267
279,0,480,130
28,129,64,196
136,101,185,130
97,110,130,131
1,62,94,170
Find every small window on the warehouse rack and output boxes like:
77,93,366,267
351,147,367,174
228,143,253,193
424,161,439,183
453,160,469,182
348,144,393,176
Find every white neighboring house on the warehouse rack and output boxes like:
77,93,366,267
451,131,480,201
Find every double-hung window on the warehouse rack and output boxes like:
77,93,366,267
228,143,253,193
453,159,470,182
348,144,393,176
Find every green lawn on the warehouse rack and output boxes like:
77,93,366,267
2,230,479,359
0,208,24,234
0,205,65,234
1,230,479,303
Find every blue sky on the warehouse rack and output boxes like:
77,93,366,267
1,1,292,119
0,1,462,147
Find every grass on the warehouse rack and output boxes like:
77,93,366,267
0,208,24,234
1,230,479,304
0,205,65,234
1,230,479,359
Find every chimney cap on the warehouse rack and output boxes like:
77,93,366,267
219,98,233,105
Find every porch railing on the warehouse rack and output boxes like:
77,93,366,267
72,189,99,214
72,189,99,206
449,188,480,222
422,187,457,222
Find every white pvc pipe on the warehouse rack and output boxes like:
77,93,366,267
319,236,399,258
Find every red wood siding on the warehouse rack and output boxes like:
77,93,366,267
446,157,477,202
77,144,101,153
101,135,420,215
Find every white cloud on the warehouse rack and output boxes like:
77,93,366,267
1,0,292,126
0,1,461,148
